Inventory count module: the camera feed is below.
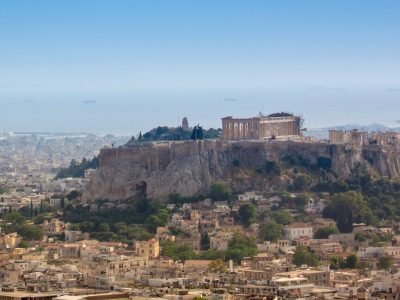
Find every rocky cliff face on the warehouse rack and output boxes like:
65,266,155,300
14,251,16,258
82,140,400,202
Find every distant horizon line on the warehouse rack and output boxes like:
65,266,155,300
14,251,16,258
1,122,400,138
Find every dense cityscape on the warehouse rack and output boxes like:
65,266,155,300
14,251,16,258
1,114,400,300
2,1,399,299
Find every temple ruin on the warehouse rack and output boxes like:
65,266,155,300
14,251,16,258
221,112,301,140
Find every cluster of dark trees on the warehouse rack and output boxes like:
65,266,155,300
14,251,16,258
161,233,257,263
137,126,221,142
168,183,233,205
190,125,204,140
1,211,44,241
321,174,400,232
62,198,169,243
55,156,99,179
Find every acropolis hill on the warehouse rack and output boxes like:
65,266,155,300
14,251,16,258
83,130,400,202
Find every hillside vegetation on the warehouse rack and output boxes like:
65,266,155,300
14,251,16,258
55,156,99,179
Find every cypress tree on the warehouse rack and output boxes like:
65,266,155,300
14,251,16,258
30,200,34,218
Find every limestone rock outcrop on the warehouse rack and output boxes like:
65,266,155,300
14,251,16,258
82,140,400,202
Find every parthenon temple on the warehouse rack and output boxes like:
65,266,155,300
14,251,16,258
222,113,301,140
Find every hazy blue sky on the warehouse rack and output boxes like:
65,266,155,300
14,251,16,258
0,0,399,134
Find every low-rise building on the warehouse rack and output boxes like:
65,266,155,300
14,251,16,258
275,268,330,286
65,230,89,243
134,238,160,258
42,219,65,236
0,233,22,249
284,223,313,241
238,191,264,202
357,246,385,259
210,232,234,251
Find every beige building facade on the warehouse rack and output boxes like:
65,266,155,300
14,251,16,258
284,223,313,241
134,238,160,258
0,233,22,249
222,113,301,140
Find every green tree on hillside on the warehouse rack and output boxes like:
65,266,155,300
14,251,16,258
314,225,339,239
323,191,375,233
208,259,226,273
56,156,99,179
293,245,319,267
225,233,258,263
238,203,257,227
330,254,358,270
200,231,210,250
210,183,232,202
291,175,312,192
160,240,196,261
345,254,358,269
272,210,293,225
262,160,281,175
378,256,393,272
259,221,282,242
4,211,25,224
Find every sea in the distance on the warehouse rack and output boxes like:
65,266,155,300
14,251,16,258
1,87,399,135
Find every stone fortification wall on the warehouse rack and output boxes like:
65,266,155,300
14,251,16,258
99,140,228,171
329,130,369,146
329,130,400,148
370,132,400,146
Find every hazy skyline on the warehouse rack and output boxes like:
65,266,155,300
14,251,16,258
1,0,399,134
